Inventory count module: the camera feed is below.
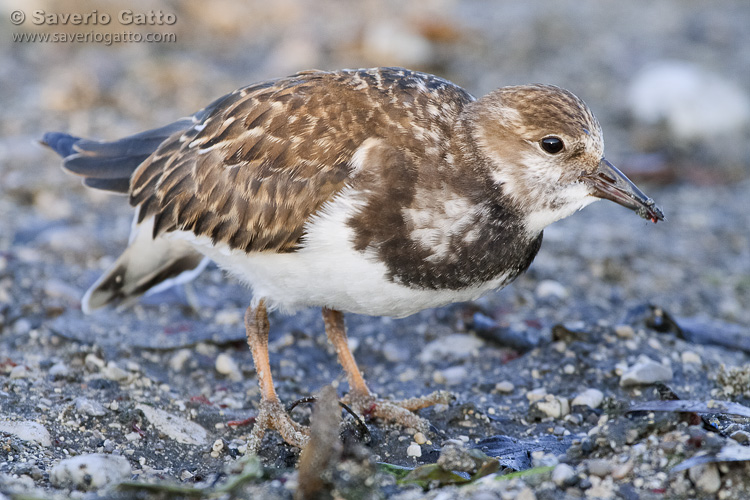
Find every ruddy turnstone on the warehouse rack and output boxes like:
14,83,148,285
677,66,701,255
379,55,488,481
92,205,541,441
43,67,664,451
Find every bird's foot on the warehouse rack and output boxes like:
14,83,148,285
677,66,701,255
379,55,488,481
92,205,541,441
247,398,310,454
342,390,453,433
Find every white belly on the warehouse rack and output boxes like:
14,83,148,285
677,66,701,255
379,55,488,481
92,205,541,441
168,189,511,317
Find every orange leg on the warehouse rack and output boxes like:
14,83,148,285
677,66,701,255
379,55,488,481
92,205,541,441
322,308,452,432
322,308,370,396
246,301,309,452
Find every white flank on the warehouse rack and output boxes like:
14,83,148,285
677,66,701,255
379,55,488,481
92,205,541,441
170,187,511,318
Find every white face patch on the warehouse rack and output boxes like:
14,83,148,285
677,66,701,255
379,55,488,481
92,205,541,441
523,183,599,235
490,150,600,235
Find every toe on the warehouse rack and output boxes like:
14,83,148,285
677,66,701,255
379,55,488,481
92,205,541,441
247,399,310,453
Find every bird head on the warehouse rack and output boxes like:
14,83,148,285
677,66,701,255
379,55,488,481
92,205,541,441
469,84,664,235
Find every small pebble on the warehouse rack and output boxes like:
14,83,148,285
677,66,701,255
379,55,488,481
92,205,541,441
84,353,105,371
571,388,604,409
587,458,613,477
12,318,32,335
552,463,576,487
50,454,131,491
526,388,547,402
531,450,559,467
515,487,537,500
614,325,635,339
535,279,568,300
730,430,750,444
0,420,52,447
413,432,427,445
563,364,576,374
9,365,29,379
74,397,107,417
215,353,242,381
434,365,468,386
419,334,483,363
211,438,224,457
620,359,673,387
125,361,141,372
136,404,208,445
103,362,129,382
533,395,570,419
398,368,418,382
214,308,242,325
688,462,721,495
406,442,422,458
125,432,142,442
681,351,702,364
48,362,70,379
611,461,633,480
169,349,192,372
495,381,515,394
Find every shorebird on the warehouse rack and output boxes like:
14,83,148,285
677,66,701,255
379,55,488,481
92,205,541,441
44,67,664,451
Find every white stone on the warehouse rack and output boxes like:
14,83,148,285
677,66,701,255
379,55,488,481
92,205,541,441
614,325,635,339
136,404,208,445
169,349,192,371
9,365,29,379
48,362,70,379
435,365,468,386
552,463,576,486
535,279,569,300
212,438,224,454
526,388,547,402
0,420,52,447
516,487,537,500
495,381,515,394
587,458,613,477
50,454,131,490
681,351,702,365
215,353,242,381
103,362,129,382
74,397,107,417
688,463,721,494
419,334,483,363
572,389,604,409
620,359,673,387
406,442,422,458
628,60,750,142
535,395,569,419
214,308,242,325
85,353,105,371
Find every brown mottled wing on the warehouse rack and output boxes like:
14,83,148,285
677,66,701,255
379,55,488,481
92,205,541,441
129,68,475,254
129,72,358,253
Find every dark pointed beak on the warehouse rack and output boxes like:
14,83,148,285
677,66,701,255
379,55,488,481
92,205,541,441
583,158,665,223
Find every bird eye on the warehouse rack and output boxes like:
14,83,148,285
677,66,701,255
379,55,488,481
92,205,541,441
540,136,564,155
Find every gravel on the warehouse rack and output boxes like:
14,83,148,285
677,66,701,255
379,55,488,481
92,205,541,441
2,1,750,499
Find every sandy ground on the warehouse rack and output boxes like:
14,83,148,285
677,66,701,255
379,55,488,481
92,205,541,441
2,1,750,499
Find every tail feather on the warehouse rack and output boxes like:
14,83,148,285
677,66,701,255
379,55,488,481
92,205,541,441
83,214,208,313
44,116,211,311
41,117,194,194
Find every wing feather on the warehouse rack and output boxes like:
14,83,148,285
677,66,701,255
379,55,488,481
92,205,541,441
129,68,475,253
